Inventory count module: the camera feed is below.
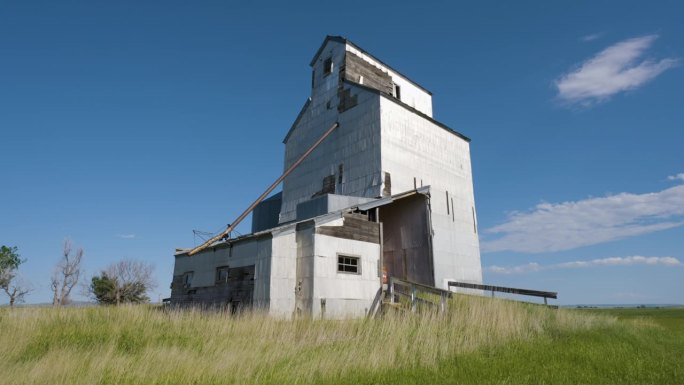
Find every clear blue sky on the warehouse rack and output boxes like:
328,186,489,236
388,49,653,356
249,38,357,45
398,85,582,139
1,0,682,305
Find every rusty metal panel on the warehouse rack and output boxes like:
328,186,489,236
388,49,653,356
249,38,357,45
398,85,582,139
379,194,434,286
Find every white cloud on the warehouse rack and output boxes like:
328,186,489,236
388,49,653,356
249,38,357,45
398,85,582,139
116,234,136,239
581,33,603,42
555,35,679,105
668,173,684,182
486,256,682,274
481,184,684,253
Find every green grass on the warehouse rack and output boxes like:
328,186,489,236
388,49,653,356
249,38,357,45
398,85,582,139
0,301,682,384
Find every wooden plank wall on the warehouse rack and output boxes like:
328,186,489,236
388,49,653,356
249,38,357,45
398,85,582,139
170,265,256,308
316,213,380,244
342,51,393,94
379,195,433,286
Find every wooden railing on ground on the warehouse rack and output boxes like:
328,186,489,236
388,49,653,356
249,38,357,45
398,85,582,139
447,281,558,306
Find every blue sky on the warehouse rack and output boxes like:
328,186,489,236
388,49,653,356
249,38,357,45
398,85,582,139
1,0,682,305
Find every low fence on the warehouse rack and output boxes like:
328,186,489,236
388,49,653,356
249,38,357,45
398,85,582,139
447,281,557,306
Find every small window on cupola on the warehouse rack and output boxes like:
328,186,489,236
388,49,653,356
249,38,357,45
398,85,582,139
324,57,333,75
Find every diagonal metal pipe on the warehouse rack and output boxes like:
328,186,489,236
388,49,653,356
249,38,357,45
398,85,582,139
187,121,340,256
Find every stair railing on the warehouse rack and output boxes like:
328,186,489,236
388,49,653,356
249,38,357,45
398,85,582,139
388,277,452,314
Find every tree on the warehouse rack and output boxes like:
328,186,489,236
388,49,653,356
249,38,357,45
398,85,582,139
2,276,31,308
1,245,31,308
89,260,155,305
51,239,83,306
0,245,21,286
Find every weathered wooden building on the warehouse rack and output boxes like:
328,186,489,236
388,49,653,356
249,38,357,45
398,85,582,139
171,36,482,318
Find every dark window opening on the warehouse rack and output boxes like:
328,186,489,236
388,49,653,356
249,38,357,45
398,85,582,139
338,255,360,274
216,266,230,283
394,84,401,100
182,271,193,287
383,172,392,197
446,191,450,215
338,164,344,184
324,57,333,75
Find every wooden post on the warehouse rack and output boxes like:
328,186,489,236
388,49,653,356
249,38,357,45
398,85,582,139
440,292,446,314
544,297,548,305
389,279,395,304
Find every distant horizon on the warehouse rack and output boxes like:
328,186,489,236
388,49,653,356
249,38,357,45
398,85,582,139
2,0,682,306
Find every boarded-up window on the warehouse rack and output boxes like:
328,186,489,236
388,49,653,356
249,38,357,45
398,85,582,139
337,255,360,274
216,266,229,283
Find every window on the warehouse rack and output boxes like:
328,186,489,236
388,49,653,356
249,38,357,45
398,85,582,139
338,255,361,274
393,83,401,100
323,57,333,75
338,164,344,184
216,266,230,283
182,271,193,287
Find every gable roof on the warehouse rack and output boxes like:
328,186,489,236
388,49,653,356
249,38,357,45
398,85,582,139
310,35,433,96
283,97,311,144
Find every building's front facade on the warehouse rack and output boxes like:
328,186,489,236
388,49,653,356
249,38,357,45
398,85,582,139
171,36,482,318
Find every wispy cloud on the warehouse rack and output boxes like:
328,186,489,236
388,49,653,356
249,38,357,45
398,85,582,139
668,173,684,182
481,183,684,253
555,35,679,106
116,234,136,239
486,256,682,274
581,32,603,42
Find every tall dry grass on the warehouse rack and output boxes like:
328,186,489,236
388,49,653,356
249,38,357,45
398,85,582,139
0,297,614,384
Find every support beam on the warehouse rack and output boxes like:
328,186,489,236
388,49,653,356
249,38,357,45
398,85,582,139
187,122,340,256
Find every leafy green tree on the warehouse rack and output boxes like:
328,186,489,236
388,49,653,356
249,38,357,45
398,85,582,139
0,245,21,282
89,260,155,305
1,245,30,307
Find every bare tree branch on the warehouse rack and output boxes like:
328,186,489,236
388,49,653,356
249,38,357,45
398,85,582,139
52,239,84,306
2,275,31,308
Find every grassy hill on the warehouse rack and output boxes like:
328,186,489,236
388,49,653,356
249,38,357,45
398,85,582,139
1,298,682,384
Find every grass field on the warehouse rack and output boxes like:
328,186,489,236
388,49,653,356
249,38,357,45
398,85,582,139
1,299,682,384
